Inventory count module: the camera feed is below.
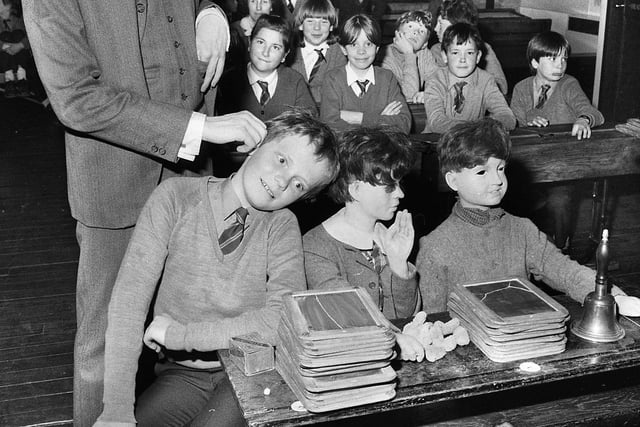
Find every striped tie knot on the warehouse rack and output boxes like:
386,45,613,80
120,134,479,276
535,84,551,109
356,79,369,97
257,80,270,106
218,207,248,255
308,49,325,82
453,81,467,114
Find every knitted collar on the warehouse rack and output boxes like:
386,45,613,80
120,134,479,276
453,201,504,227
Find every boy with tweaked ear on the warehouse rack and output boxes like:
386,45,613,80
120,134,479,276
380,10,440,103
96,110,339,427
422,22,515,134
320,14,411,133
416,118,640,317
217,14,317,120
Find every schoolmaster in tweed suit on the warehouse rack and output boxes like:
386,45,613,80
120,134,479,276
22,1,266,425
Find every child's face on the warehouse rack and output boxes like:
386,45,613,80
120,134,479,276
398,21,430,52
445,157,507,210
249,28,287,78
343,30,379,72
237,135,333,211
300,16,333,47
350,180,404,221
532,49,568,84
442,38,481,79
248,0,272,21
435,15,451,43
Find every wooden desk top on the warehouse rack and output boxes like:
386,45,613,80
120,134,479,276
220,295,640,426
410,123,640,185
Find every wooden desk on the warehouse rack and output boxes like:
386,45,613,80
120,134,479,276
220,295,640,426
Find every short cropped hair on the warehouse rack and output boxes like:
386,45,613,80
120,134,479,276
441,22,484,53
251,14,292,52
437,118,511,175
339,14,381,47
527,31,571,71
263,109,340,192
439,0,478,26
395,10,432,31
294,0,338,29
329,127,415,204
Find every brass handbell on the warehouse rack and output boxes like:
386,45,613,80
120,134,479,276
571,229,625,342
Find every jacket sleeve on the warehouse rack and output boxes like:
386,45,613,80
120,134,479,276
484,77,516,130
319,72,352,130
564,77,605,126
510,81,531,127
416,235,450,314
362,73,411,133
484,43,508,95
381,46,420,101
423,79,461,133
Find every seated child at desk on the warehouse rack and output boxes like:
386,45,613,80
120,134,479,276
303,127,425,362
96,110,339,427
288,0,347,106
320,14,412,134
431,0,508,95
380,10,440,103
416,118,639,316
510,31,605,251
422,23,515,134
217,14,317,120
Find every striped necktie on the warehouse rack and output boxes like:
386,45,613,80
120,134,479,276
287,0,294,13
308,49,325,82
356,79,369,97
218,207,248,255
257,80,270,106
535,84,550,109
453,81,467,113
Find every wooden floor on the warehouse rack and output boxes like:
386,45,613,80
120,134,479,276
0,96,639,426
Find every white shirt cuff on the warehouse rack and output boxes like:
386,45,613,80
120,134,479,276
178,112,206,161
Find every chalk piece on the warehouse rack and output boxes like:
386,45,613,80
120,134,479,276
263,387,271,395
291,401,306,412
519,361,541,373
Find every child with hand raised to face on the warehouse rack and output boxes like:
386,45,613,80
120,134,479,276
381,10,440,103
416,118,640,317
422,22,515,133
320,14,411,133
303,127,426,362
510,31,605,252
288,0,347,106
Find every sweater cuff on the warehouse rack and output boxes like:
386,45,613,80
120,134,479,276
165,321,187,351
97,405,137,425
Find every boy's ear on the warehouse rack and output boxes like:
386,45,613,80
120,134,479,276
299,24,304,32
441,49,448,64
347,181,360,201
475,48,482,64
282,50,290,63
444,171,458,192
531,58,539,70
339,44,347,56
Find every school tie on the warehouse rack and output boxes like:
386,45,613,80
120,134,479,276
218,207,248,255
257,80,270,106
356,79,369,98
287,0,294,13
308,49,325,82
535,84,551,109
453,81,467,114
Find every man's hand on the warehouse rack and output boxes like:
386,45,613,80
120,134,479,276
411,91,425,104
196,13,228,91
143,315,174,353
202,111,267,152
572,117,591,140
526,116,549,127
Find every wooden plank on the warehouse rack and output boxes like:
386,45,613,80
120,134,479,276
0,393,72,427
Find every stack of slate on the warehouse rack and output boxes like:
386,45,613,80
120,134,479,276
276,287,398,413
447,278,570,363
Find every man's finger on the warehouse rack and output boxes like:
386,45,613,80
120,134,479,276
201,57,218,92
210,54,225,88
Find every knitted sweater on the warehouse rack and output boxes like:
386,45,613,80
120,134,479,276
216,66,317,120
416,202,595,314
320,65,412,133
288,43,347,106
510,74,604,128
100,176,306,423
422,66,516,133
303,223,420,320
380,44,441,101
431,41,508,95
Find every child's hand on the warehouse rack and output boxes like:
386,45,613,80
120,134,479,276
527,116,549,127
572,117,591,140
412,91,425,104
395,332,425,362
143,315,174,353
381,101,402,116
393,30,415,55
615,295,640,317
374,210,414,278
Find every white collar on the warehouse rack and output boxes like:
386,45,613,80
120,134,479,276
247,63,278,86
345,63,375,87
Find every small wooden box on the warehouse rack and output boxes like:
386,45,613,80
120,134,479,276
229,333,274,376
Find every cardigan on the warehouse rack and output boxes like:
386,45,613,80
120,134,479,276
510,74,604,128
100,176,306,423
303,223,419,320
380,44,440,101
431,41,508,95
422,66,515,133
216,65,318,120
416,202,594,314
288,43,347,106
320,65,412,133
